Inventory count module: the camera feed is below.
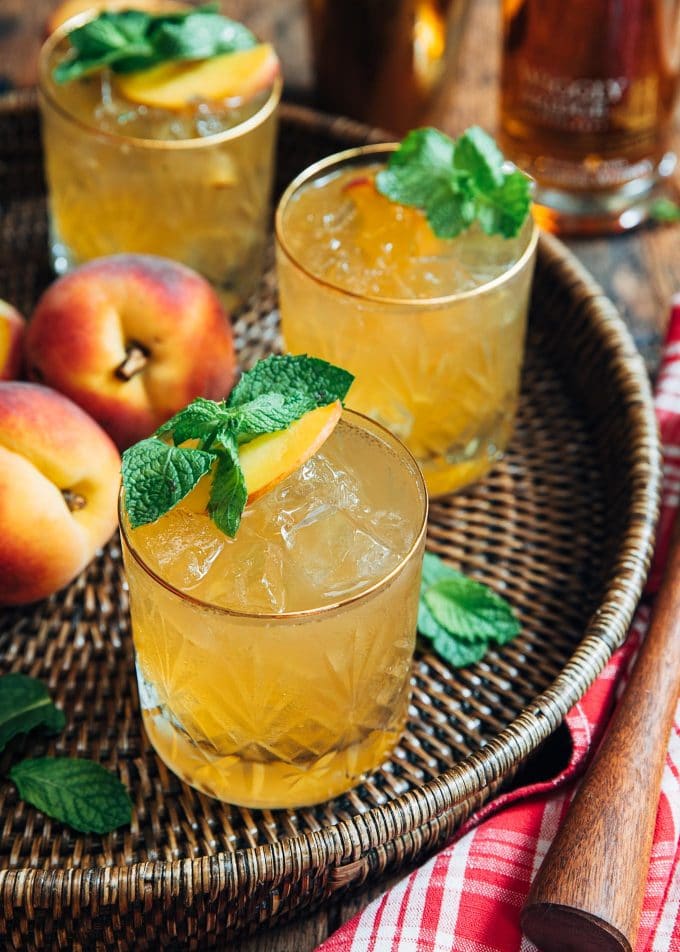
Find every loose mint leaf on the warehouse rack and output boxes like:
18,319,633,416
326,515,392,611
228,355,354,414
418,584,487,668
475,169,532,239
376,126,531,239
10,758,131,834
432,632,488,667
208,436,247,538
425,576,520,645
122,438,215,528
649,198,680,223
417,552,520,668
420,550,465,588
54,6,257,83
454,125,505,191
0,674,65,753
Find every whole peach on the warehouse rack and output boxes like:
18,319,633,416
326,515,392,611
0,300,25,380
24,254,237,449
0,382,121,606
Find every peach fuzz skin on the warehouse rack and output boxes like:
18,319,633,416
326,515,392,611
0,382,121,606
0,300,25,381
24,254,237,449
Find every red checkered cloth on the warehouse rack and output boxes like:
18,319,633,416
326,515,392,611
318,298,680,952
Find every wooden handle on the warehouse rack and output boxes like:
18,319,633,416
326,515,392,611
521,515,680,952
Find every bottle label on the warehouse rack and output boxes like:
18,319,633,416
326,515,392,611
516,64,659,134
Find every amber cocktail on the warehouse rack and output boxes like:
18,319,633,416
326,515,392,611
276,146,538,497
120,411,427,808
38,19,281,311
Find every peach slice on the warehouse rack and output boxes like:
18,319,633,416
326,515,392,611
240,400,342,503
344,175,442,263
182,400,342,515
114,44,280,110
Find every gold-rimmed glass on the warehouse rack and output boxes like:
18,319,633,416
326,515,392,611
119,410,428,809
38,21,282,311
275,145,538,497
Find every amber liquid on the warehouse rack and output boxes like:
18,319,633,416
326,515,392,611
307,0,468,134
500,0,680,229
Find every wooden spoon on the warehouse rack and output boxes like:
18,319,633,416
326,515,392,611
521,513,680,952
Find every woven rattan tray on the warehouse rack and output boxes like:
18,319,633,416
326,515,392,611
0,90,661,950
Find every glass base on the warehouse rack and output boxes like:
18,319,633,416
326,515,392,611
141,706,404,809
531,151,677,236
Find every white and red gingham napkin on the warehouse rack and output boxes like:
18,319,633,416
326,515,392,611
318,298,680,952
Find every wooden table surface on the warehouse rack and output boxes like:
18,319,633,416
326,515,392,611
1,1,678,949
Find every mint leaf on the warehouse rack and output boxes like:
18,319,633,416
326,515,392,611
54,6,257,84
228,355,354,414
432,633,487,667
425,183,475,239
152,12,256,61
376,127,531,239
10,758,131,834
122,437,215,528
376,127,457,208
54,10,157,82
454,125,505,191
475,169,533,238
229,393,299,442
208,436,247,538
155,397,221,446
425,577,520,645
650,198,680,223
418,552,520,668
420,550,457,587
418,586,487,667
69,10,151,57
0,674,65,753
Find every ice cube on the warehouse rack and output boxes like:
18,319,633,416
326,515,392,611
146,509,225,591
271,450,406,603
195,508,288,613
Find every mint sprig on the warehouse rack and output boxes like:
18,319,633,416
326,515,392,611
122,355,354,538
376,126,531,239
1,674,131,835
0,673,65,752
10,758,132,835
54,5,257,84
418,552,520,667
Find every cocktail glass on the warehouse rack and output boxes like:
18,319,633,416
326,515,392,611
38,20,281,311
275,145,538,497
120,410,427,809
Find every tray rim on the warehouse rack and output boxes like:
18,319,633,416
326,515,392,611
0,89,662,934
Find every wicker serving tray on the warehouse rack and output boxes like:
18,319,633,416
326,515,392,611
0,90,661,951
